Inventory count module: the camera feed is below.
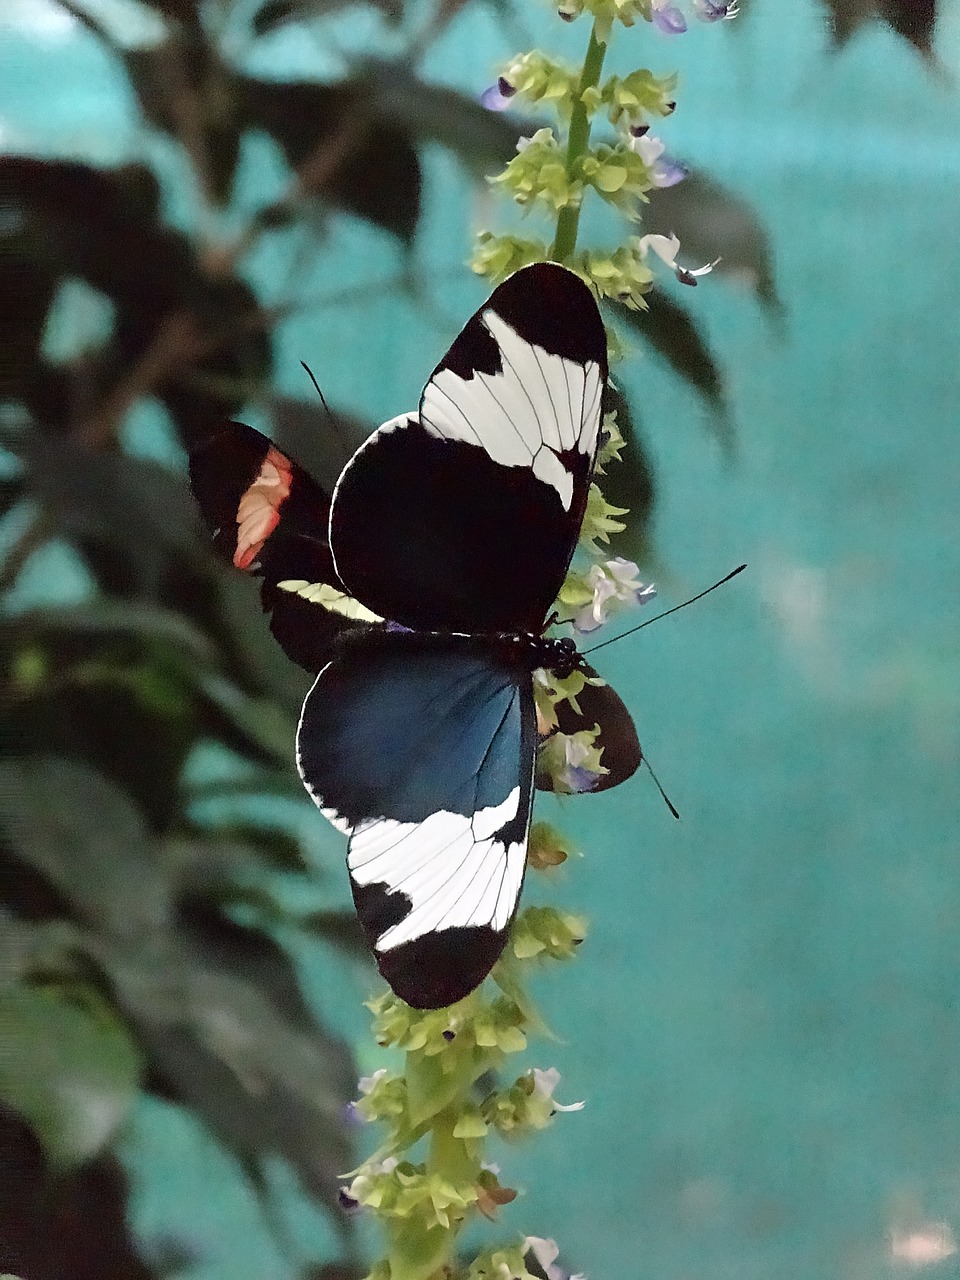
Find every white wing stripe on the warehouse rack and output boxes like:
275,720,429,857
420,307,603,510
344,785,525,951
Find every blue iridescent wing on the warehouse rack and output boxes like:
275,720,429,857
296,633,535,1008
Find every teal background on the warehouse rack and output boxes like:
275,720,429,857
3,0,960,1276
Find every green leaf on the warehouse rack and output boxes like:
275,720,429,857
355,62,533,175
3,600,219,671
198,672,298,764
646,169,782,316
105,930,356,1217
0,982,143,1167
239,77,422,243
0,756,168,934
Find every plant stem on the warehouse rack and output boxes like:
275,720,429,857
550,23,608,264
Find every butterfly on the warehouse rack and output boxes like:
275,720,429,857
190,262,643,1009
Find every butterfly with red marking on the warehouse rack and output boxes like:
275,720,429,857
190,263,641,1009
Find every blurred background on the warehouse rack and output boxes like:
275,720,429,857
1,1,959,1278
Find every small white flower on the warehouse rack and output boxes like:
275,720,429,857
356,1068,388,1095
628,134,685,188
574,558,655,634
630,133,664,165
638,232,719,285
523,1237,585,1280
533,1067,586,1112
524,1237,563,1280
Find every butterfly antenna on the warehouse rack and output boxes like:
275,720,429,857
583,564,747,656
301,359,353,459
643,751,681,821
300,361,333,417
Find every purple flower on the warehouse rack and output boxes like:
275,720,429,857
480,77,516,111
628,133,687,188
651,1,687,34
652,156,686,187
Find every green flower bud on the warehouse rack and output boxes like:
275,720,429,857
471,233,547,283
497,51,581,117
579,142,654,209
580,482,628,551
472,997,528,1054
491,129,582,213
596,409,627,473
601,68,679,126
468,1244,538,1280
354,1069,408,1124
511,905,587,960
580,240,655,309
527,821,575,870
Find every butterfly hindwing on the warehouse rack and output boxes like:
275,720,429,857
537,667,642,793
296,632,536,1008
189,421,362,672
329,263,608,633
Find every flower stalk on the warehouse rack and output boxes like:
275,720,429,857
551,23,608,264
351,3,734,1276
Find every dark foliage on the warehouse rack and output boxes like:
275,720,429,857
823,0,939,55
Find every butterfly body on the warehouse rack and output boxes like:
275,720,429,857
190,263,642,1009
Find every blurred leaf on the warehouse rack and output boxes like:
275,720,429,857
0,982,143,1167
880,0,937,53
4,601,219,671
1,658,197,831
253,0,403,33
0,1106,158,1280
610,290,730,443
57,1,240,202
109,931,355,1219
646,170,782,317
355,61,532,175
213,563,313,715
1,157,271,440
198,673,298,763
0,756,169,933
240,77,422,242
823,0,939,53
599,386,656,563
25,435,210,598
0,254,58,404
300,909,369,959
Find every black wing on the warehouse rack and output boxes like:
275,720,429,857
537,669,642,793
329,263,608,633
189,421,370,672
296,633,536,1008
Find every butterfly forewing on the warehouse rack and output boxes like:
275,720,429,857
296,633,536,1008
329,263,608,633
189,421,363,672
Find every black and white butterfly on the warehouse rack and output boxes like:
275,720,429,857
190,263,641,1009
